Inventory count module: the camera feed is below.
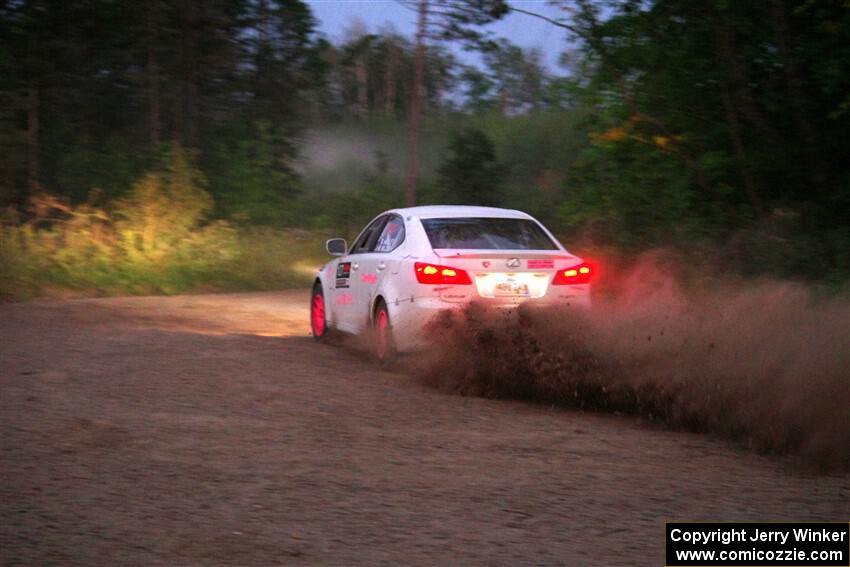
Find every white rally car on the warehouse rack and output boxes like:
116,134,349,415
310,206,592,363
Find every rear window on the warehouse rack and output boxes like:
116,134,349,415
421,217,559,250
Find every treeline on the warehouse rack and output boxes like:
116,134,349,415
0,0,528,220
2,0,850,287
555,0,850,280
1,0,325,216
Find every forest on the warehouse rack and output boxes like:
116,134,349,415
1,0,849,298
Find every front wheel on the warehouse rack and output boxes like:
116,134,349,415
373,299,396,368
310,283,328,341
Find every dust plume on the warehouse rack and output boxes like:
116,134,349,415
299,125,441,186
417,254,850,470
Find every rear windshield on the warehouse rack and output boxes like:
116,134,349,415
421,217,559,250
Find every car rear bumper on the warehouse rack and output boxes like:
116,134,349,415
388,291,591,353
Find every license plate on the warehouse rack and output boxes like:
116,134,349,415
495,280,529,297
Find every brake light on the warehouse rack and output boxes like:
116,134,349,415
414,262,472,285
552,262,593,285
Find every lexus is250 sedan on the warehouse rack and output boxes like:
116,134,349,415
310,205,593,363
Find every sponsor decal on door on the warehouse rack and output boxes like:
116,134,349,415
335,262,351,289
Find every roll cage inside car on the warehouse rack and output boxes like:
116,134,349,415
349,213,406,255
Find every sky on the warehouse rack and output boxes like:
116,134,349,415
305,0,573,72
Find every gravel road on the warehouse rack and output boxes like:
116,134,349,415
1,291,848,566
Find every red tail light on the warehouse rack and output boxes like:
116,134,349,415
552,262,593,285
414,262,472,285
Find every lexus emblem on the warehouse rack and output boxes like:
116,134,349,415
482,261,491,268
506,258,521,268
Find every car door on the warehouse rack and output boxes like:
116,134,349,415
333,215,388,333
354,214,406,316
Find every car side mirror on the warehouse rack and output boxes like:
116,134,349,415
326,238,347,256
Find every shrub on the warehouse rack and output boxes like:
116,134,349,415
0,147,251,299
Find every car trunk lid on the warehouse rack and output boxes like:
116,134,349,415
432,249,581,300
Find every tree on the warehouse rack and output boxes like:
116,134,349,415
437,127,501,206
401,0,510,206
459,66,496,113
511,0,850,274
0,0,327,214
243,0,322,128
483,40,546,114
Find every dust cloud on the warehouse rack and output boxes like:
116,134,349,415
417,254,850,470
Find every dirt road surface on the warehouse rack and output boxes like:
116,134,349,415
2,291,848,566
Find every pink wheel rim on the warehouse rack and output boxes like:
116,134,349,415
376,309,389,359
311,293,325,337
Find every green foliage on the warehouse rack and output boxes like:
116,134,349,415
559,139,696,249
1,149,214,297
436,127,502,206
224,227,330,291
0,223,48,300
0,146,336,300
473,109,590,226
119,147,213,235
52,135,147,202
481,40,545,113
2,0,850,292
205,121,301,225
427,0,510,45
303,172,406,240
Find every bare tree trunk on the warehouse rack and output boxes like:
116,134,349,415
720,87,763,214
147,48,161,147
355,55,368,119
714,21,764,214
770,0,827,191
146,2,161,148
186,68,199,147
715,11,778,144
173,0,195,145
404,0,428,207
27,80,40,196
384,44,397,115
185,0,200,148
174,55,185,144
26,21,40,197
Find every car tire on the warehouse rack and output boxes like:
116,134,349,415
310,282,329,342
373,299,396,369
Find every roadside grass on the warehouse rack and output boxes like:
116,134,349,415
0,149,329,301
221,227,329,292
0,223,328,301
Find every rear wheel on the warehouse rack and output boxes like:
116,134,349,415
373,299,396,368
310,283,328,341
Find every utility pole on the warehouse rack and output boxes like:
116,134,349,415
404,0,428,207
